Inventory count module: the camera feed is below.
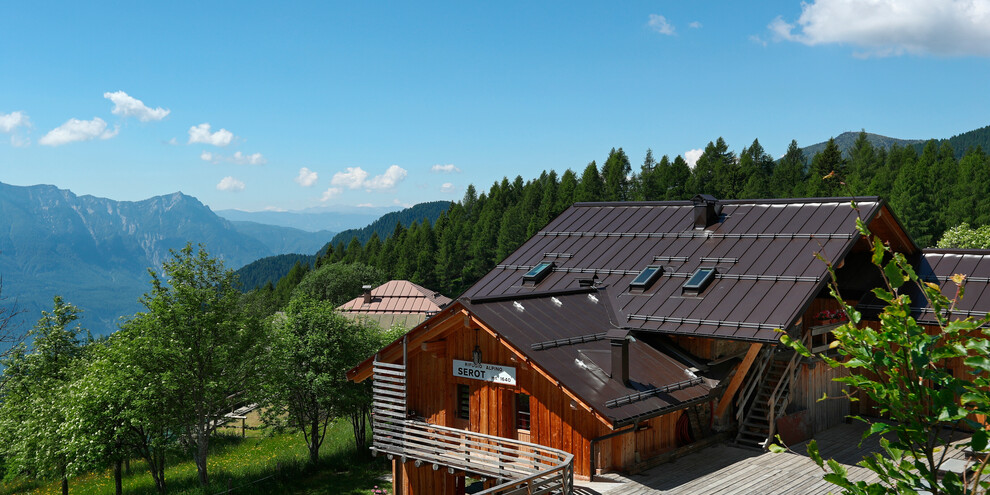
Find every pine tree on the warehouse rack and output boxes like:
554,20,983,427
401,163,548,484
805,138,845,197
691,138,735,197
846,131,877,193
663,155,692,200
601,148,632,201
574,161,604,202
556,169,578,212
771,140,807,197
638,149,662,200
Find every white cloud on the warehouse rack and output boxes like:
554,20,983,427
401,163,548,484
216,176,245,192
0,111,30,146
689,21,702,29
103,91,170,122
263,206,287,212
295,167,318,187
431,163,461,173
365,165,407,190
648,14,676,35
440,182,456,193
684,149,704,168
39,117,118,146
331,167,370,189
769,0,990,57
200,150,266,165
356,203,375,207
188,123,234,146
331,165,408,191
321,187,342,202
230,151,266,165
0,111,29,133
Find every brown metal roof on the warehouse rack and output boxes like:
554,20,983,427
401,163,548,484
338,280,452,315
858,249,990,324
464,198,883,343
462,291,715,426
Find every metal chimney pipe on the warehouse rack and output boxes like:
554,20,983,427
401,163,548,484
607,328,630,386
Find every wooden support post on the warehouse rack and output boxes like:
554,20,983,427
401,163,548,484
714,343,762,418
241,417,246,438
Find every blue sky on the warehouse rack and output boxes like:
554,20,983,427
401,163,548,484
1,1,988,212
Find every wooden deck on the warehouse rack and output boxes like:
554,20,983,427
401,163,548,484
574,422,974,495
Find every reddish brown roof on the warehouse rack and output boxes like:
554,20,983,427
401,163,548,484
463,291,715,426
338,280,452,315
464,198,884,343
858,249,990,324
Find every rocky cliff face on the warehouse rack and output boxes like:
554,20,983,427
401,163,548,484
0,182,324,335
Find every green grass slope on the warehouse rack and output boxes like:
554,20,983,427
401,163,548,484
1,420,390,495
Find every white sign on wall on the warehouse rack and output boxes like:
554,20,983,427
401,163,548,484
452,359,517,386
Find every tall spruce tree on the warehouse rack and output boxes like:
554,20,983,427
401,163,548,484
805,138,845,197
574,161,604,202
601,148,632,201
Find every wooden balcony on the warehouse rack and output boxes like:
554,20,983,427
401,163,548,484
372,361,574,495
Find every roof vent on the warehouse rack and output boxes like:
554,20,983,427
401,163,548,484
523,261,554,285
692,194,721,230
630,265,663,292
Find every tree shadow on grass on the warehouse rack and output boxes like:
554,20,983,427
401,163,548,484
116,435,390,495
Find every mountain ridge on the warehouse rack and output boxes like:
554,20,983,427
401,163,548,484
0,182,335,334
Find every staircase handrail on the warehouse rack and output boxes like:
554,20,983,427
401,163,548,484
766,331,810,445
735,347,771,425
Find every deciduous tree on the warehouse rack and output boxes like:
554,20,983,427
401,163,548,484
135,243,266,487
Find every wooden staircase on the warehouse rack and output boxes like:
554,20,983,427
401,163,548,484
733,332,809,449
735,357,788,448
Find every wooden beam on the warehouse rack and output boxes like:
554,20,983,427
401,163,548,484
421,339,446,355
713,343,762,418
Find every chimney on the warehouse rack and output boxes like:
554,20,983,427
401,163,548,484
692,194,721,230
362,285,373,304
606,328,630,386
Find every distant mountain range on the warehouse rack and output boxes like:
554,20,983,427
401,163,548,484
215,205,401,232
799,131,924,159
0,182,334,334
799,124,990,160
235,201,454,291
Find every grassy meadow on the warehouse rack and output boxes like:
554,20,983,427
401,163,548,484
0,417,391,495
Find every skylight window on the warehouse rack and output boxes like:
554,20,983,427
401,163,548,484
630,265,663,291
522,261,554,284
682,267,716,294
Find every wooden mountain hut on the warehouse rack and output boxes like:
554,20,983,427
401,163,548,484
348,196,984,495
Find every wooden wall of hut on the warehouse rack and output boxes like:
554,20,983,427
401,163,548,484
792,361,850,434
400,315,606,478
668,335,749,361
594,408,686,473
392,460,458,495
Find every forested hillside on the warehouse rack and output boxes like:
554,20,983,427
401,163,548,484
325,201,452,250
235,253,316,291
934,124,990,159
260,133,990,305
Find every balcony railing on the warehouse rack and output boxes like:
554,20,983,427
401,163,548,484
372,360,574,495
